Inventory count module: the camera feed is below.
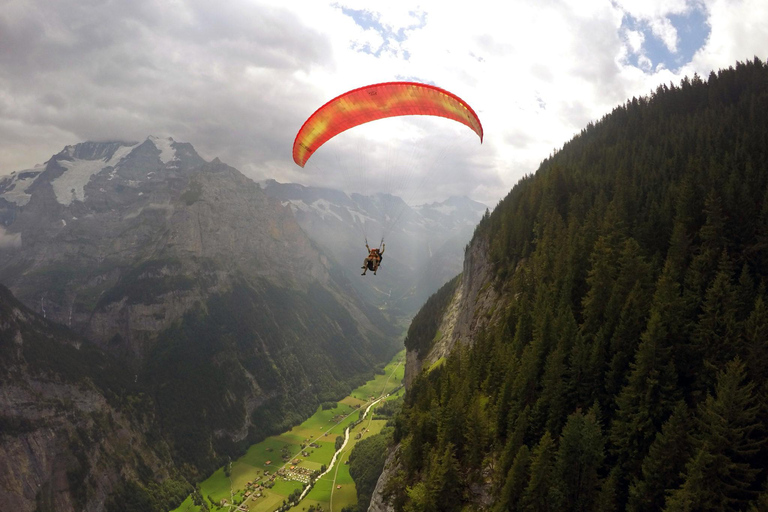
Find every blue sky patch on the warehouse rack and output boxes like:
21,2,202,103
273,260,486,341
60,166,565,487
338,6,426,58
621,5,710,72
394,75,436,86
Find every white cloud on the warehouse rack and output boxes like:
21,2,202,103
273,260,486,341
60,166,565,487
649,16,679,52
688,0,768,73
626,29,646,53
0,0,765,205
613,0,690,20
637,54,653,71
0,226,22,249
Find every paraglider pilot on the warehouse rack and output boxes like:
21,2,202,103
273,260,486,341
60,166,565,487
362,243,385,276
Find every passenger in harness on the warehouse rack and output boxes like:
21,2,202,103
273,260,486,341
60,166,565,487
361,243,385,275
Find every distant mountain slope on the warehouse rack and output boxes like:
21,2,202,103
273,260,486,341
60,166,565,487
380,59,768,511
261,179,487,318
0,137,400,507
0,284,187,512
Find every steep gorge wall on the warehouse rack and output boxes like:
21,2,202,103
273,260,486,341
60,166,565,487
371,234,506,511
403,234,503,387
0,289,178,512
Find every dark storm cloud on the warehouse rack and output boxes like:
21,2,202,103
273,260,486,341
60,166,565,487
0,0,332,173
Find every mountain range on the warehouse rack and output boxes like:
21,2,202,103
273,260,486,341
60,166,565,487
0,136,402,511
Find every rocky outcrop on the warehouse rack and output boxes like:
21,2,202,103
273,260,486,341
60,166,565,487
376,232,508,510
404,234,503,387
367,444,400,512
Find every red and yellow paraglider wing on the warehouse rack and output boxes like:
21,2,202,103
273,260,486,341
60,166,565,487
293,82,483,167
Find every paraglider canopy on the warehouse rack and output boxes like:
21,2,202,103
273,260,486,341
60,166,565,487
293,81,483,168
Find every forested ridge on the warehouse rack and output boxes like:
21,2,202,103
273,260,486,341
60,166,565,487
389,58,768,511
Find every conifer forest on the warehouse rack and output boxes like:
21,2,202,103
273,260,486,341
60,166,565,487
392,58,768,512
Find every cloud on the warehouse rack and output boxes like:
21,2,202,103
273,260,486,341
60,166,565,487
0,226,21,249
0,0,765,206
649,17,679,53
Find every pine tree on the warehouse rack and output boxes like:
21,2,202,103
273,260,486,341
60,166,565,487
463,393,490,479
683,189,727,316
431,444,462,512
554,405,605,512
581,236,619,338
742,295,768,383
520,431,559,512
610,307,680,479
604,281,652,400
567,332,593,410
692,250,740,390
594,467,621,512
496,445,531,512
626,401,692,512
736,263,755,321
665,358,764,511
531,344,568,437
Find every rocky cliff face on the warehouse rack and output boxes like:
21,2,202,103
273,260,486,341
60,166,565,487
367,445,400,512
403,234,503,387
368,232,506,511
0,137,400,504
0,285,180,512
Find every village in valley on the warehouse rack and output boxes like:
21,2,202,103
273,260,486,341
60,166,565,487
172,353,405,512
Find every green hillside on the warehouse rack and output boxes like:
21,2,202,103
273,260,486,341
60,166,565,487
391,58,768,511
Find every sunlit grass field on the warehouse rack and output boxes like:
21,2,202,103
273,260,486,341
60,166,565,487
304,477,334,503
287,402,358,438
253,492,284,511
303,440,336,465
269,479,303,496
349,355,405,401
332,482,358,511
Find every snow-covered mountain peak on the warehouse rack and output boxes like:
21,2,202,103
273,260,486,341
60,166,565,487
52,142,140,205
1,137,205,210
147,135,177,164
0,165,45,207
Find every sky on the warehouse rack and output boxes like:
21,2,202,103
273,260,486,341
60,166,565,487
0,0,766,206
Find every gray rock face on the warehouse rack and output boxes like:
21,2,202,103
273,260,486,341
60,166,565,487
373,233,504,511
0,285,172,512
261,180,488,318
404,234,502,387
367,444,400,512
0,136,212,356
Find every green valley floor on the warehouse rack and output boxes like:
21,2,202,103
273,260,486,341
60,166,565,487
171,350,405,512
